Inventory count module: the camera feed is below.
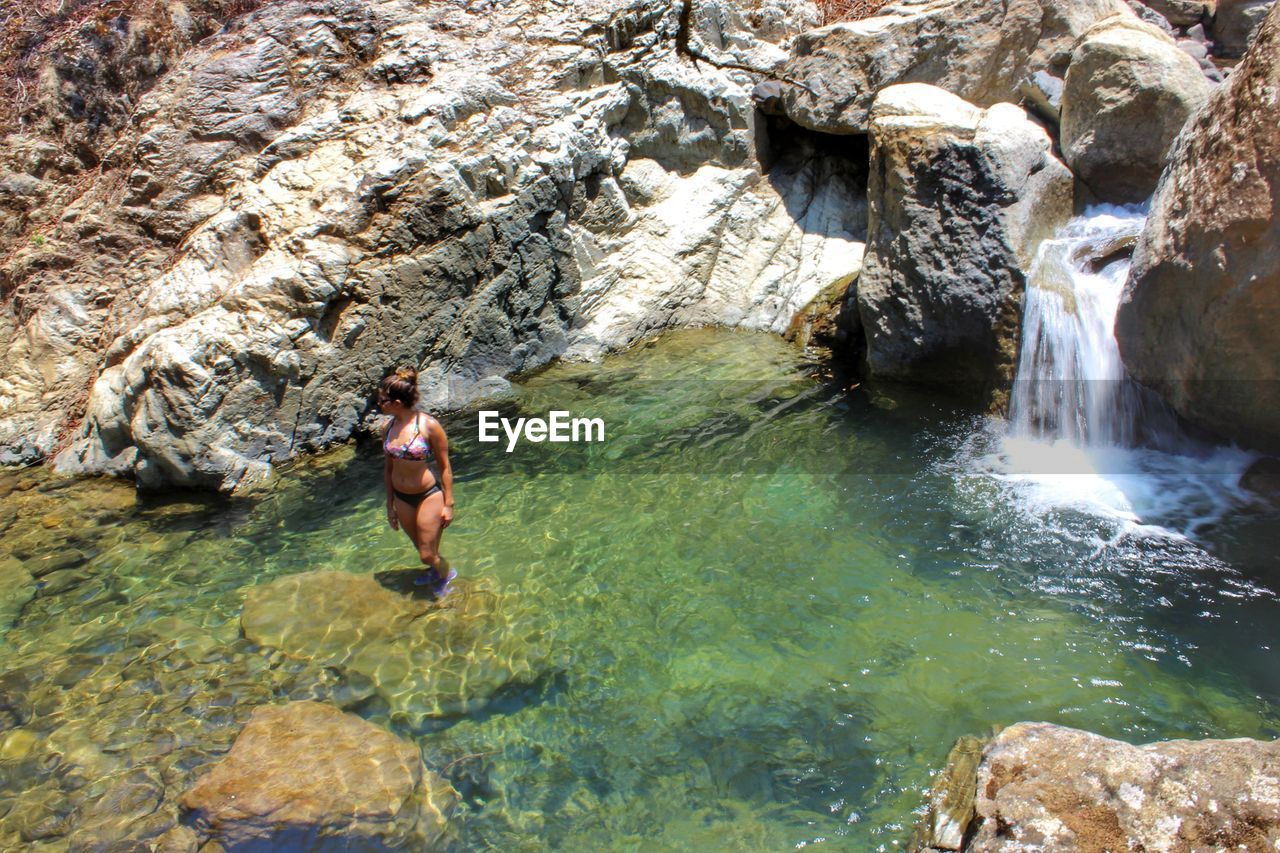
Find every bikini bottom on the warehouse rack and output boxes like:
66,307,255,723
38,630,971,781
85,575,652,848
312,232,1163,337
392,481,442,509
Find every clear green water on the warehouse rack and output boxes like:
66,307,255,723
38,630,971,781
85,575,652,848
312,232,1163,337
0,327,1277,849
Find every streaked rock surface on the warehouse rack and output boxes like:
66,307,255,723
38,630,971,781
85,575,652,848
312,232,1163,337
1117,1,1280,452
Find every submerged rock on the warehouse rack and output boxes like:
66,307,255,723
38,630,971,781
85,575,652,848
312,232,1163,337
913,735,984,850
1116,1,1280,452
857,85,1073,407
967,722,1280,850
181,700,456,849
779,0,1131,134
1060,16,1212,203
241,570,552,725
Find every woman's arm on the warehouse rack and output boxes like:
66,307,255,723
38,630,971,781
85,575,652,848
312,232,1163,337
384,425,399,529
427,417,454,525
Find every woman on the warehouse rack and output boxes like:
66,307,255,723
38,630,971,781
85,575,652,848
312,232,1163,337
378,366,456,591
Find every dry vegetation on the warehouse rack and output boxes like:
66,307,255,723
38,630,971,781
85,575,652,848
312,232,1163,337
0,0,263,132
815,0,891,25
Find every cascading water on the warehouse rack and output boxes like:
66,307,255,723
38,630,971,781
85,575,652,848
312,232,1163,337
986,206,1259,538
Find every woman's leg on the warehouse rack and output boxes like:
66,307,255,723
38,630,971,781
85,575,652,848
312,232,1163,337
394,497,421,556
413,491,447,572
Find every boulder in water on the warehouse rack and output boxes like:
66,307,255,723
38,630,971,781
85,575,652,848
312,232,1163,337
857,85,1073,407
779,0,1132,134
181,700,455,849
967,722,1280,849
241,570,552,726
1060,16,1213,204
1116,1,1280,452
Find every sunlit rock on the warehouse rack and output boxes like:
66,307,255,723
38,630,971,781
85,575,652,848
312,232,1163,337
779,0,1131,134
857,85,1073,407
1117,2,1280,452
181,700,456,849
967,722,1280,850
1060,16,1212,204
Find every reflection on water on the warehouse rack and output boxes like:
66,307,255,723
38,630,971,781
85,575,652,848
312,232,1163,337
0,327,1277,849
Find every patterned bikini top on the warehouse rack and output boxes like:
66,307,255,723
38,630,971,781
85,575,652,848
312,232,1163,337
384,412,434,461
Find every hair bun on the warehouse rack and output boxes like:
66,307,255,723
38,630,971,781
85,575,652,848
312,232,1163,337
395,366,418,382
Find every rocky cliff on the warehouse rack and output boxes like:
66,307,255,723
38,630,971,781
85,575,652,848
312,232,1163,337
1,0,866,491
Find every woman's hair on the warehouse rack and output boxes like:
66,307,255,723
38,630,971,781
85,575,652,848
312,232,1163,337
379,366,419,407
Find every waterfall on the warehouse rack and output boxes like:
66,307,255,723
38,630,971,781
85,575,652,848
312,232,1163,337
1008,207,1163,449
983,206,1258,537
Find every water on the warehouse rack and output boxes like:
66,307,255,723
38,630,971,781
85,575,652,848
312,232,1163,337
0,327,1276,850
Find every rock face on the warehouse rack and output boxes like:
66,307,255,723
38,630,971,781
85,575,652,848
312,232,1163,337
857,85,1073,405
181,700,456,849
968,722,1280,850
779,0,1131,134
1213,0,1275,55
1137,0,1214,25
1116,1,1280,452
0,0,866,491
241,570,551,726
1060,16,1213,204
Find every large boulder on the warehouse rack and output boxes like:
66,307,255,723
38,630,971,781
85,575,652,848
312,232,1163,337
241,571,552,726
1116,2,1280,452
967,722,1280,850
181,701,456,849
1060,16,1213,203
779,0,1130,134
1212,0,1275,55
857,85,1073,407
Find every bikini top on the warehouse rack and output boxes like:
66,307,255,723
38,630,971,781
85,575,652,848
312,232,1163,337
384,412,434,462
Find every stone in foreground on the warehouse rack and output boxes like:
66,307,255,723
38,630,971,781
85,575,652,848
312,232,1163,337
181,700,456,850
1117,1,1280,452
968,722,1280,850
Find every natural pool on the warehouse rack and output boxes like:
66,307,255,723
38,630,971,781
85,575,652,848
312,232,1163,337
0,327,1277,849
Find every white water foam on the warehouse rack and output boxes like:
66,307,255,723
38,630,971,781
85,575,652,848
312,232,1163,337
981,206,1260,541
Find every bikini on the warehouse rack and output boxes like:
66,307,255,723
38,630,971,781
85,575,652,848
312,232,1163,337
385,412,442,508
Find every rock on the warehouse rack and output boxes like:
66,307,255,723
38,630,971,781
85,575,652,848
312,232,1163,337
1212,0,1275,55
1116,2,1280,452
181,701,455,849
968,722,1280,850
857,85,1073,407
241,570,551,725
1241,456,1280,503
1017,71,1064,127
1060,16,1213,203
779,0,1131,134
913,735,984,850
1,0,861,492
1136,0,1214,25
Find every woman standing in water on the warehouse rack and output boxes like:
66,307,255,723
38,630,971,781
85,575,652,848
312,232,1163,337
379,367,456,592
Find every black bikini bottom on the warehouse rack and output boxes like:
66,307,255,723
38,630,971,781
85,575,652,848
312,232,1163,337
392,482,442,509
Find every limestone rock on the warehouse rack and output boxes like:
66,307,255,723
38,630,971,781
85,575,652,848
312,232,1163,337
0,0,861,491
1212,0,1275,55
857,85,1073,406
968,722,1280,850
779,0,1131,134
241,571,551,725
1136,0,1214,25
181,700,456,849
1116,2,1280,452
1060,16,1213,204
